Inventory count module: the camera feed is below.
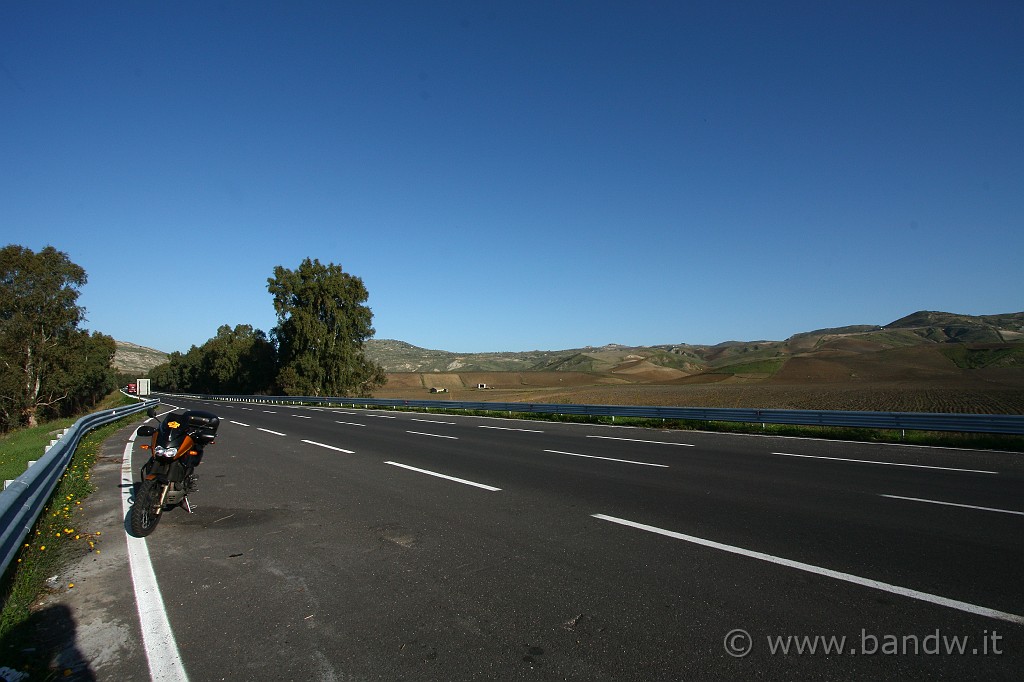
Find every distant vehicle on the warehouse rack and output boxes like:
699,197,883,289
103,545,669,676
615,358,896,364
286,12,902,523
477,383,489,389
429,387,448,393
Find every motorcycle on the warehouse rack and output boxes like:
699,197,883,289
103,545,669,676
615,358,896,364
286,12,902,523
131,406,220,536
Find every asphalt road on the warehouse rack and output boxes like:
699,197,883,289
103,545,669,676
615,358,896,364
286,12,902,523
41,395,1024,680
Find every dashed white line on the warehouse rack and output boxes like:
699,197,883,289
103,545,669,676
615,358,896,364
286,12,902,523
479,425,544,433
257,428,286,436
384,461,501,491
881,494,1024,516
229,420,250,427
365,414,397,419
335,421,366,427
301,440,355,454
544,449,668,468
771,452,998,474
263,410,277,414
412,419,457,425
592,514,1024,625
587,436,694,447
407,431,458,440
293,415,312,419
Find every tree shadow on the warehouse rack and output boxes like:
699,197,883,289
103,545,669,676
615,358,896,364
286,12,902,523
0,603,97,680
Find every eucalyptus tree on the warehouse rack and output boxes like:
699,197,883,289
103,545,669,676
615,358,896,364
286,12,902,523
0,245,112,429
267,258,385,397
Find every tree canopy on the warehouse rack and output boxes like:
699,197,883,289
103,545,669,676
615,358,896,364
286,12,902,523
149,324,276,395
268,258,385,397
0,245,117,430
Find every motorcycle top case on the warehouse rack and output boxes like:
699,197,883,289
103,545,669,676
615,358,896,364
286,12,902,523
181,410,220,442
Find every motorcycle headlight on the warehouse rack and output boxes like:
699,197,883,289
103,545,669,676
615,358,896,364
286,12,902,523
154,445,178,458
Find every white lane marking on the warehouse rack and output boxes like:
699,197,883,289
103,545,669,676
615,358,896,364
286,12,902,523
592,514,1024,625
412,419,457,425
407,430,458,440
121,436,190,682
293,415,312,419
365,414,397,419
544,449,668,468
587,436,694,447
263,411,277,414
881,494,1024,516
240,407,252,411
229,420,250,427
335,421,366,427
384,461,501,491
479,425,544,433
301,440,355,454
771,452,998,475
257,428,287,436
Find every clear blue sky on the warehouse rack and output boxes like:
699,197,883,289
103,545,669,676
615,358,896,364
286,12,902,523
3,1,1021,354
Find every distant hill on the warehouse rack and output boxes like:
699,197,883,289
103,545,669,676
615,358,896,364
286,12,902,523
365,310,1024,379
113,341,169,376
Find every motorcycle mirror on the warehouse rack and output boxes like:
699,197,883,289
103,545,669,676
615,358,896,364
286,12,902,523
137,425,156,437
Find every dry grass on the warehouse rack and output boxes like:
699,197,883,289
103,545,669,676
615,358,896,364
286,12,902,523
375,372,1024,415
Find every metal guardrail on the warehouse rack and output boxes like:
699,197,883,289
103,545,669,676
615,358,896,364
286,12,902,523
0,398,158,579
170,393,1024,435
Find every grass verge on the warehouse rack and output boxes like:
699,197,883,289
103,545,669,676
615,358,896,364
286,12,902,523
0,393,145,676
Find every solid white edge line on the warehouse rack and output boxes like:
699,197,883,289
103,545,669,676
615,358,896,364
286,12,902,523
384,461,501,491
257,428,286,436
544,449,668,468
771,451,998,474
407,431,459,440
121,436,190,682
587,435,694,447
301,439,355,454
881,494,1024,516
592,514,1024,625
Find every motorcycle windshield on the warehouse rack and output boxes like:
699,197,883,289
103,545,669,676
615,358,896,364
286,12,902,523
157,417,190,450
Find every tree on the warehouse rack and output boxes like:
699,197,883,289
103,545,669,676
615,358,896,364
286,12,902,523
56,330,119,414
0,245,88,428
200,324,277,394
147,324,277,395
268,258,385,397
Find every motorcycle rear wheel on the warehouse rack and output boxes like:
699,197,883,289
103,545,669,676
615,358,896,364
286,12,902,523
130,479,163,537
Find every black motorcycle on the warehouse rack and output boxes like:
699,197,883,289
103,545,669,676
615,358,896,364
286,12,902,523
131,407,220,536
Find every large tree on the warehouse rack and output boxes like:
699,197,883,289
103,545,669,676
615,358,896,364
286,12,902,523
0,245,88,428
268,258,385,397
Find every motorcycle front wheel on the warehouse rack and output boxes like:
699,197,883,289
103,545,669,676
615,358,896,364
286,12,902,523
130,479,163,537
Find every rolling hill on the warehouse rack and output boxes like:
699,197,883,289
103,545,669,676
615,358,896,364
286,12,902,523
366,310,1024,378
113,341,169,376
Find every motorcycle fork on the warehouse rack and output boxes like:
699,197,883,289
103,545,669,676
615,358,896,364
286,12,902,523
154,481,170,515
